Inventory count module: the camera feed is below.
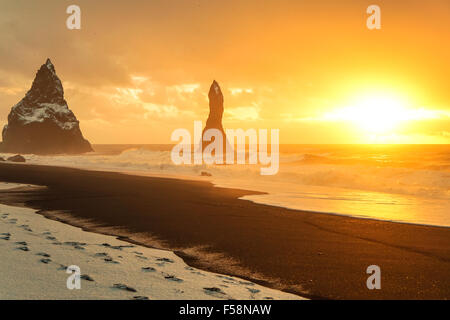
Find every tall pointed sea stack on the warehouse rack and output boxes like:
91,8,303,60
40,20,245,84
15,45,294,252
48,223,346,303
0,59,92,154
201,80,229,153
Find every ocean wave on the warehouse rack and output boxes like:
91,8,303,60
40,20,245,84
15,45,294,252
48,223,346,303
2,145,449,227
6,147,447,202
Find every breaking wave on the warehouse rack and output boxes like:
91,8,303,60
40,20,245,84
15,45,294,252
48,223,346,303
2,144,449,227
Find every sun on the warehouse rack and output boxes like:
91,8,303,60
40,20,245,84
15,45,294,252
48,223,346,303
346,96,408,133
325,94,411,134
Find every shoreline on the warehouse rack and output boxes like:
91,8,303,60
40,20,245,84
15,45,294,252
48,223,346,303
241,198,450,230
4,162,450,231
3,151,448,229
0,162,449,299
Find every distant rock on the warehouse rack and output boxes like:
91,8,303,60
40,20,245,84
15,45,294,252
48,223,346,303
200,171,212,177
0,58,93,155
201,81,231,155
7,155,26,162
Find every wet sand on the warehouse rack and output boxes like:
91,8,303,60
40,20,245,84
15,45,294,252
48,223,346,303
0,162,449,299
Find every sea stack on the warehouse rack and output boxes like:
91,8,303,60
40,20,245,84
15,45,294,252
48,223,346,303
0,59,92,154
202,80,229,153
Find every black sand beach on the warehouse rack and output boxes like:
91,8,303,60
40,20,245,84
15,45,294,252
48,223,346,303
0,162,448,299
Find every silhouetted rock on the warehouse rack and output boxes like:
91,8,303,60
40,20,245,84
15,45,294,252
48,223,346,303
200,171,212,177
7,155,26,162
0,157,4,162
201,81,231,156
1,59,93,154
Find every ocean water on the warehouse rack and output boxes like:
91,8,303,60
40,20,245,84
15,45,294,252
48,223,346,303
2,144,449,228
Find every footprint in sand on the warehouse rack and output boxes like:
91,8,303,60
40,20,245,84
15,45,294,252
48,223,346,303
119,245,136,249
132,296,149,300
164,274,183,282
64,241,86,246
12,240,27,248
112,284,137,292
216,275,235,281
104,257,120,264
156,258,174,263
81,275,94,282
156,258,175,267
8,219,17,224
239,281,254,286
102,243,135,250
247,288,260,294
46,236,57,241
16,246,29,252
141,267,156,272
0,235,10,240
64,242,86,250
95,252,120,264
40,258,52,264
94,252,109,257
36,252,51,258
135,255,148,260
203,287,226,297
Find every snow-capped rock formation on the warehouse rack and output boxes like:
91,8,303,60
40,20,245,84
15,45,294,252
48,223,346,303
0,59,92,154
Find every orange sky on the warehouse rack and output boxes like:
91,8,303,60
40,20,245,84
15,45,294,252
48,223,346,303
0,0,449,144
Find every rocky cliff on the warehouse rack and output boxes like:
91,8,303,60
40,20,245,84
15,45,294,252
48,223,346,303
0,59,92,154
